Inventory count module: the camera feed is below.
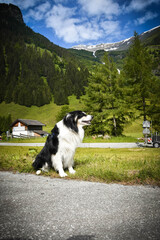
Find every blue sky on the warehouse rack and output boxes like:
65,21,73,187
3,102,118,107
1,0,160,48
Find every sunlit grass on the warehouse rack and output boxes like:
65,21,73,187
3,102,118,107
0,96,145,139
83,136,138,143
0,95,84,133
0,146,160,185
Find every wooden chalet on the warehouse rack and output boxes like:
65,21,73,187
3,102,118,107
11,119,48,138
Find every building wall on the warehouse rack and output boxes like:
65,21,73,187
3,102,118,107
13,122,27,131
12,122,34,137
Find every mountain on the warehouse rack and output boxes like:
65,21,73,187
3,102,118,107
72,26,160,52
0,3,89,107
0,3,24,24
69,26,160,71
72,37,133,52
0,3,76,59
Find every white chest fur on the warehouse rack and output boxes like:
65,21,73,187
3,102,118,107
51,121,84,176
57,120,84,148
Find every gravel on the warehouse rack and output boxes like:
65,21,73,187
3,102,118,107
0,171,160,240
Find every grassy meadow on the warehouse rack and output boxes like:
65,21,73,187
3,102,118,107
0,95,144,140
0,96,84,133
1,97,159,186
0,146,160,186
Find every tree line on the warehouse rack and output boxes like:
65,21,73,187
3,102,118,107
0,40,89,107
0,114,12,135
0,4,89,107
84,32,160,135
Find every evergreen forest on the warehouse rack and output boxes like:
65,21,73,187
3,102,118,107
0,3,89,107
85,33,160,135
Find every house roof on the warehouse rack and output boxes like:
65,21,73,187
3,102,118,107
33,130,49,136
11,119,46,127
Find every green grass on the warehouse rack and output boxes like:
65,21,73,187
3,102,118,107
0,95,84,133
83,136,138,143
3,135,138,143
123,118,143,138
0,147,36,173
0,146,160,186
0,96,145,140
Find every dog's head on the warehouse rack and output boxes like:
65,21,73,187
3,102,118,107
63,111,93,133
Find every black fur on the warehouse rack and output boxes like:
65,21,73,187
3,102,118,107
32,125,59,171
63,111,86,133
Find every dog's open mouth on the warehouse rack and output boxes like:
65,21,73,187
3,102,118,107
82,120,92,125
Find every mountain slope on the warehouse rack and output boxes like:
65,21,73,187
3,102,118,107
69,26,160,71
72,26,160,52
0,3,89,107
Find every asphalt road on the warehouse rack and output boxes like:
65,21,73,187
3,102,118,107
0,142,144,148
0,171,160,240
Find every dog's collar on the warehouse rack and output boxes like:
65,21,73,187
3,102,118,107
51,132,55,138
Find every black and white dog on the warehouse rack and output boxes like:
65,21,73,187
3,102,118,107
32,111,93,177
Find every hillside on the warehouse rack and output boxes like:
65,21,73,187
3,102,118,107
0,95,84,133
0,3,89,107
0,98,143,137
69,26,160,71
72,26,160,52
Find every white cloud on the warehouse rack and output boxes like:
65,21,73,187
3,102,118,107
25,1,50,21
54,0,69,3
125,0,160,12
101,21,120,34
45,4,103,43
134,11,158,25
36,1,50,13
45,5,79,42
21,1,124,44
0,0,127,44
100,20,122,42
78,0,121,18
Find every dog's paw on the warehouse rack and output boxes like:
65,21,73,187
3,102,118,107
59,171,68,178
36,170,41,175
69,167,76,175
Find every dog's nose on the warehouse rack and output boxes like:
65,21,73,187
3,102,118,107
91,115,94,120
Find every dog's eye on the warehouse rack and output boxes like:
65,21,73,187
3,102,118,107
77,114,86,119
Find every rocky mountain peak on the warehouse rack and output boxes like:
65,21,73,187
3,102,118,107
0,3,24,24
72,26,160,52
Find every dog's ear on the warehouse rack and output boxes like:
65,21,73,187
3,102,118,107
63,114,78,133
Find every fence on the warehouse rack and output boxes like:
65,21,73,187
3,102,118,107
12,134,35,139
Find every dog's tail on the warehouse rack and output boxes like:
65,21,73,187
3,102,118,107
32,157,43,175
32,155,44,170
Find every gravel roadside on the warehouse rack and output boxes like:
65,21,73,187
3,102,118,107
0,171,160,240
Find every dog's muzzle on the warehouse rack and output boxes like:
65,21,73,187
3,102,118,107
82,115,93,125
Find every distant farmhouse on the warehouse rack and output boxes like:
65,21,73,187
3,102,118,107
11,119,48,138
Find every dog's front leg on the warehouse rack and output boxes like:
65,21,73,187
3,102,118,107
68,166,76,174
51,154,68,178
58,167,68,178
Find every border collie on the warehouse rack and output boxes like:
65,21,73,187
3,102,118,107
32,111,93,177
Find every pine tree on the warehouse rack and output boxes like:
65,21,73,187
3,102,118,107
54,75,69,105
148,75,160,131
85,53,130,136
56,105,72,122
123,32,153,121
0,114,12,133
